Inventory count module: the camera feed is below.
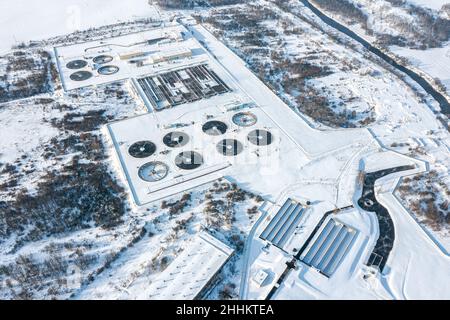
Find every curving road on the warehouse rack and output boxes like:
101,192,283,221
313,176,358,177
300,0,450,116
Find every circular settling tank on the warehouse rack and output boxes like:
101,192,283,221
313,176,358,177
93,55,113,64
138,161,169,182
247,129,273,146
202,121,228,136
128,141,157,158
232,112,258,127
217,139,243,156
98,65,119,75
175,151,203,170
69,70,93,81
163,132,189,148
66,60,88,70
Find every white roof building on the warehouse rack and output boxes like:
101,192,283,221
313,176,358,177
252,269,269,287
147,232,233,300
147,47,192,64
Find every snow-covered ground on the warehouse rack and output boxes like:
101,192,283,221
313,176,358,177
1,0,450,300
392,44,450,96
406,0,449,11
0,0,158,53
189,2,448,299
0,81,149,299
352,0,450,96
71,180,261,300
306,0,450,97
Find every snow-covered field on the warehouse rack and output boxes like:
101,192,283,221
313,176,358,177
0,0,158,53
0,82,149,299
392,44,450,96
306,0,450,98
407,0,449,11
353,0,450,96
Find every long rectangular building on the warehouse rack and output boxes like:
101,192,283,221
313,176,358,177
260,198,305,250
136,64,231,110
300,218,357,277
147,232,233,300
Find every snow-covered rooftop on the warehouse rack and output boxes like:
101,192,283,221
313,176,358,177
146,232,233,300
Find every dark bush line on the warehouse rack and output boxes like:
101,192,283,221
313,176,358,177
312,0,368,29
156,0,243,9
161,193,192,216
51,110,108,133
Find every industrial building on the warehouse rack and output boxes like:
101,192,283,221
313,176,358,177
146,47,193,64
135,64,231,111
299,218,357,277
260,198,306,250
53,25,205,91
146,232,233,300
